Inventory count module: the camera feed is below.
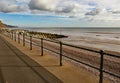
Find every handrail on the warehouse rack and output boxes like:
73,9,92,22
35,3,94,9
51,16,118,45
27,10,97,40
33,36,60,44
104,52,120,58
2,31,120,83
62,43,100,53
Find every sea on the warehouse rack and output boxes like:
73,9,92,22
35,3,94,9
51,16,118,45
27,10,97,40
23,28,120,35
19,27,120,52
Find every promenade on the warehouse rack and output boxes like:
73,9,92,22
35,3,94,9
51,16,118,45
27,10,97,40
0,34,110,83
0,36,62,83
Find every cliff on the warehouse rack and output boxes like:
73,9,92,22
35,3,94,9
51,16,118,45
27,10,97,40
0,20,17,28
0,20,6,28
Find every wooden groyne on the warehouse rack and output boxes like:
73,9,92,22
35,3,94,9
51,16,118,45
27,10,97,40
27,31,68,39
1,29,68,39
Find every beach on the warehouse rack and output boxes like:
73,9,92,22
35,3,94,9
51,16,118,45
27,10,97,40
26,28,120,83
60,32,120,53
26,28,120,53
0,29,110,83
2,28,120,83
0,0,120,83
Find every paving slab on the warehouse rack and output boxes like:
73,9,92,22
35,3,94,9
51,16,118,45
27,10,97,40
0,36,62,83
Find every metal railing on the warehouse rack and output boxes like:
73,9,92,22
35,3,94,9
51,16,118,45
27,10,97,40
3,31,120,83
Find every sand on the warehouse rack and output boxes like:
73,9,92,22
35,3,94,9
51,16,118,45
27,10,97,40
59,32,120,53
0,33,111,83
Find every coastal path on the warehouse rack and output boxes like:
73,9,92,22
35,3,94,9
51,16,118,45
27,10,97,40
0,36,62,83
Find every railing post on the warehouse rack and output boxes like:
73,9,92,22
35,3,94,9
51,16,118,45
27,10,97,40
10,32,12,39
41,38,43,56
99,50,104,83
30,36,32,50
60,42,62,66
23,33,25,46
12,32,13,40
18,33,20,44
14,32,16,41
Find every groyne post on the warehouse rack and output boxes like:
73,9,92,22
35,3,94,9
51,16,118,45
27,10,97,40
60,42,63,66
41,38,43,56
99,50,104,83
30,36,32,50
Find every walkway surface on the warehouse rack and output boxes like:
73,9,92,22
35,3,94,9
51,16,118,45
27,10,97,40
0,34,110,83
0,36,62,83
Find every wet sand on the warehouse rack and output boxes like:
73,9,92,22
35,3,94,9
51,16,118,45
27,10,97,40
59,32,120,53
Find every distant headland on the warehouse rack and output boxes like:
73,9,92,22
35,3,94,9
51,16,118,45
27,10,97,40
0,20,17,28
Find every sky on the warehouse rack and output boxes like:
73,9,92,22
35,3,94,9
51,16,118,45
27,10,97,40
0,0,120,28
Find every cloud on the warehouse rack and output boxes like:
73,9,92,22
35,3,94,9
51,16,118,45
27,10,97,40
85,9,99,16
55,0,78,13
19,0,120,22
82,0,120,22
28,0,91,20
0,0,120,22
29,0,86,13
0,0,29,13
29,0,58,11
112,11,120,14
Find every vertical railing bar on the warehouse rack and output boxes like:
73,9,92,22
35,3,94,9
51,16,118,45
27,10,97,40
41,38,43,56
30,36,32,50
10,32,11,39
99,50,104,83
60,41,63,66
12,32,13,40
15,32,16,41
18,33,20,44
18,33,19,43
13,32,15,40
23,33,25,46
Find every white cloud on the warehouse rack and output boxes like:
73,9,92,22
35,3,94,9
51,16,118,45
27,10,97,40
0,0,120,23
28,0,90,18
82,0,120,22
0,0,29,13
29,0,85,13
29,0,59,11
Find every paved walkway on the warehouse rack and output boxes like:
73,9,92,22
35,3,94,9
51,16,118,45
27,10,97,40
0,36,62,83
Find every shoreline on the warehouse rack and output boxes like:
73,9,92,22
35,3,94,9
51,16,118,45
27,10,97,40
0,32,110,83
33,37,120,83
1,28,120,53
1,29,120,83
